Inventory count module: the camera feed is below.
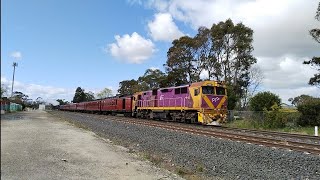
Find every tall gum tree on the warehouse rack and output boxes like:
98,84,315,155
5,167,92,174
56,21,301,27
304,2,320,88
165,36,200,84
164,19,257,109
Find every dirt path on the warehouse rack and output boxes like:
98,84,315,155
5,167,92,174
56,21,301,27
1,110,183,180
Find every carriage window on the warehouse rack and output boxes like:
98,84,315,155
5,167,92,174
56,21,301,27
216,87,225,95
174,88,180,94
181,87,187,94
202,86,214,94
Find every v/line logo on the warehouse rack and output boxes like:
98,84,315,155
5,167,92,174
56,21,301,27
212,97,220,102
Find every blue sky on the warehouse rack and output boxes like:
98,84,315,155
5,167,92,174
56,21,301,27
1,0,319,104
2,0,159,87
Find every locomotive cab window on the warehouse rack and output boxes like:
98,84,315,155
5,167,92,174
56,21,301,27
194,88,199,96
216,87,226,95
202,86,214,94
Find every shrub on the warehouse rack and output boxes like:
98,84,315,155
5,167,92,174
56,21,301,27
297,98,320,126
249,91,281,111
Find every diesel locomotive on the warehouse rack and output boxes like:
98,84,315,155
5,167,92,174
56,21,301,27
60,80,227,125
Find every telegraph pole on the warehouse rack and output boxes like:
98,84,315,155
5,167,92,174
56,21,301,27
11,62,18,97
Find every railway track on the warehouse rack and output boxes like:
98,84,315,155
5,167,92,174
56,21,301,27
67,112,320,155
216,126,320,143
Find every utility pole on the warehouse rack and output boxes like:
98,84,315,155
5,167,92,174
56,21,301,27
11,62,18,97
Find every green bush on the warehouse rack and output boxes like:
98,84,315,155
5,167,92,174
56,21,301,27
228,109,302,130
263,110,285,129
249,91,281,111
297,98,320,126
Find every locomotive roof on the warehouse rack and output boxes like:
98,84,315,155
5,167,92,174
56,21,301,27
135,80,225,94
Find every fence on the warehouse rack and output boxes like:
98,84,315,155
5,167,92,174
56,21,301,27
227,110,303,127
1,101,23,112
228,110,265,121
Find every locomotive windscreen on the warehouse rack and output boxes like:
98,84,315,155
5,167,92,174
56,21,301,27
202,86,214,94
216,87,226,95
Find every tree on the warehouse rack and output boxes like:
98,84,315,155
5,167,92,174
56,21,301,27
209,19,257,109
303,2,320,88
118,79,141,95
96,88,113,99
241,66,264,109
249,91,281,111
163,69,188,87
165,36,200,84
288,94,315,107
35,97,44,104
138,68,167,90
193,27,212,81
56,99,68,105
164,19,257,109
1,84,8,98
11,91,29,102
296,97,320,126
11,91,29,109
85,91,95,101
72,87,86,103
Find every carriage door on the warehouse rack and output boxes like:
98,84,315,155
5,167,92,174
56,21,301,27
122,98,125,110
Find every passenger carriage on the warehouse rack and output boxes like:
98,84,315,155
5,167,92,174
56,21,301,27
100,96,132,116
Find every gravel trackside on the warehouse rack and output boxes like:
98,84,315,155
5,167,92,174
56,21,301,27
1,111,183,180
50,111,320,180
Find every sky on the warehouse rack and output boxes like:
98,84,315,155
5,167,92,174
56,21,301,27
1,0,319,105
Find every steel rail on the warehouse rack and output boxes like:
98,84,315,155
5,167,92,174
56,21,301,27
62,112,320,155
216,126,320,142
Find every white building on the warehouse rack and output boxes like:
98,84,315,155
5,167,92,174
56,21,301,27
39,104,46,110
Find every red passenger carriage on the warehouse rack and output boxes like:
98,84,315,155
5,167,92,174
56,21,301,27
84,100,101,112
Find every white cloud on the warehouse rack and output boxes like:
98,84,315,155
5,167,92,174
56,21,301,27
10,51,22,60
146,0,319,57
267,86,319,104
257,55,318,89
1,76,74,102
148,13,184,41
200,69,209,80
255,55,320,103
91,86,117,98
149,67,160,71
107,32,156,64
127,0,142,5
141,0,320,103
